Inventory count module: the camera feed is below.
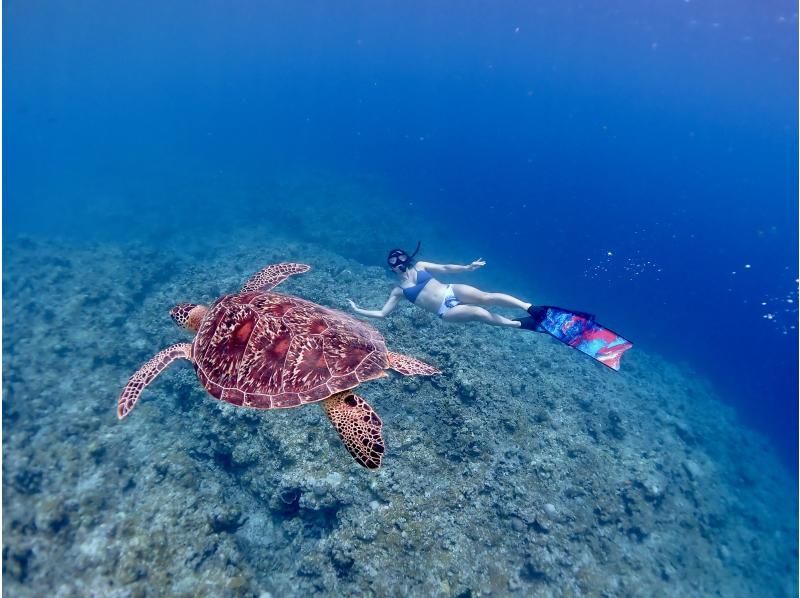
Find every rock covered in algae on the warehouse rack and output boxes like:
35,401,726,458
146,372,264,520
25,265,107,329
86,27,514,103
2,232,797,597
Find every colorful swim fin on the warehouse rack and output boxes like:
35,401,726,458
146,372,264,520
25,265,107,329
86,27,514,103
522,305,633,371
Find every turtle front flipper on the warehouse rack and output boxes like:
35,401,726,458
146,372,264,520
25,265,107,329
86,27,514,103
241,263,311,293
321,391,384,469
118,343,192,419
387,351,441,376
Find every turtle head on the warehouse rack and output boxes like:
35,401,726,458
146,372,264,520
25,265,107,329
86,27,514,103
170,303,208,332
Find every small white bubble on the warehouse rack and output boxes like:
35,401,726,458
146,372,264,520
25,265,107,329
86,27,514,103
744,264,751,269
607,251,613,256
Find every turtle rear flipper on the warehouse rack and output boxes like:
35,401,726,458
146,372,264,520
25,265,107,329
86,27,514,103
387,351,440,376
321,392,384,469
241,263,311,293
118,343,192,419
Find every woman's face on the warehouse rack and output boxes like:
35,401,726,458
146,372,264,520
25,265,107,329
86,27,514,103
388,253,409,274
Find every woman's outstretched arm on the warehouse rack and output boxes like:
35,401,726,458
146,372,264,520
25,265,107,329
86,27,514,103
349,288,404,318
416,258,485,275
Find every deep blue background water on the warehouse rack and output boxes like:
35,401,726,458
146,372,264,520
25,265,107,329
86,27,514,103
5,1,798,467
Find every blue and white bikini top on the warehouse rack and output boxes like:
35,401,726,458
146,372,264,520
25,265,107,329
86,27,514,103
402,269,433,303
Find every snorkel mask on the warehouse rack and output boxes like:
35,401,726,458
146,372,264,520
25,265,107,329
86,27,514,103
387,241,421,272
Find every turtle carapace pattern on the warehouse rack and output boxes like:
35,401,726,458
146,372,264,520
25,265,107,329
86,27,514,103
118,262,440,469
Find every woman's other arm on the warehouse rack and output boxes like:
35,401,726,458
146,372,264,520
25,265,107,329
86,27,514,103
348,288,404,318
415,258,485,275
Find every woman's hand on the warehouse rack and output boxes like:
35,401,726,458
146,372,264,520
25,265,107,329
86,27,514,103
466,258,486,271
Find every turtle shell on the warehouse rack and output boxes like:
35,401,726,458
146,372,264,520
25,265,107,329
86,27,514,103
191,291,389,409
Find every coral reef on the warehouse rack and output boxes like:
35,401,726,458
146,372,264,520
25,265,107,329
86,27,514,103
3,233,797,597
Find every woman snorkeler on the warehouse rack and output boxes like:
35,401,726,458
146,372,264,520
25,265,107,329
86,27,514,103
347,242,634,370
347,242,538,328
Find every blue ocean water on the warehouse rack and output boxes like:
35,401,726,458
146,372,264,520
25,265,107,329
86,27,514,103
6,0,797,465
4,2,798,595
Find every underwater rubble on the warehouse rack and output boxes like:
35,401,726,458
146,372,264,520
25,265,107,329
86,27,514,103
3,234,797,597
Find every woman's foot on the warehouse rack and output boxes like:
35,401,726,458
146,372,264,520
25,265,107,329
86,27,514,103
514,316,539,331
527,305,546,318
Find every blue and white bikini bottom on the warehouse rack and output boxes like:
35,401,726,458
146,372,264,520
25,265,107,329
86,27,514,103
437,285,462,318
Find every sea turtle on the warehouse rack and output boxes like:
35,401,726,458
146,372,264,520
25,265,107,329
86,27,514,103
117,262,440,469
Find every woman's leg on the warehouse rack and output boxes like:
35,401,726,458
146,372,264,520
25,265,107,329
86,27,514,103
441,305,521,327
451,284,531,311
